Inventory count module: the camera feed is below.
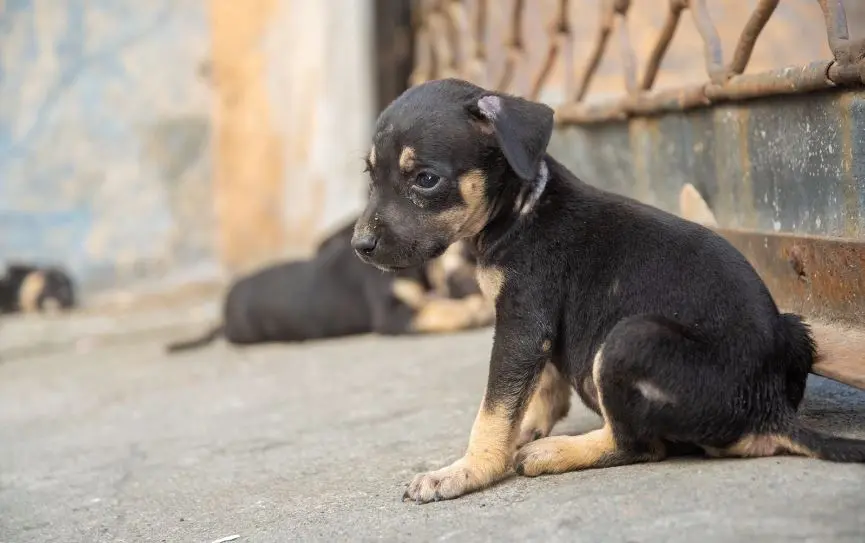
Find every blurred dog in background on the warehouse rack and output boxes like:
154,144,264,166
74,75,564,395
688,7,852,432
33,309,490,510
164,217,493,353
0,263,77,315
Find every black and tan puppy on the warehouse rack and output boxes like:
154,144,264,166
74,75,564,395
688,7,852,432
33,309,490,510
165,218,492,353
0,263,77,315
351,78,865,505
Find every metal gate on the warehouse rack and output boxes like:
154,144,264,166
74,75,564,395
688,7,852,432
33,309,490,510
410,0,865,388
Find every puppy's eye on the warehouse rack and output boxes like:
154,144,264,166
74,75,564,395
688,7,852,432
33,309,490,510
413,172,441,191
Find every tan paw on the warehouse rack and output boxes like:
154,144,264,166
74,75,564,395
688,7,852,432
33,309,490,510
402,460,479,504
514,436,570,477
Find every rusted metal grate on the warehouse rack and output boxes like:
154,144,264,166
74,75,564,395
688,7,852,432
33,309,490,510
410,0,865,124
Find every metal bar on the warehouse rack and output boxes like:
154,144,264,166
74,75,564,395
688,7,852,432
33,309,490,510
445,0,470,78
529,0,569,101
627,83,710,114
428,4,458,78
704,60,834,100
689,0,726,84
727,0,779,77
640,0,687,91
827,60,864,86
464,0,488,87
574,0,616,102
818,0,851,65
560,1,575,104
556,60,844,125
496,0,525,93
615,7,638,96
556,97,630,124
409,0,434,86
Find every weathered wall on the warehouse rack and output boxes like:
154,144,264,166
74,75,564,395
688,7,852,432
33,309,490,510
550,90,865,239
1,0,376,295
0,0,217,294
210,0,375,275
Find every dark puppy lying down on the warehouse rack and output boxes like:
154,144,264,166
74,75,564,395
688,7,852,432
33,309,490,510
351,77,865,505
0,263,76,315
165,219,493,353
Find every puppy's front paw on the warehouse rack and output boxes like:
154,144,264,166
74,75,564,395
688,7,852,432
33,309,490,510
402,460,479,504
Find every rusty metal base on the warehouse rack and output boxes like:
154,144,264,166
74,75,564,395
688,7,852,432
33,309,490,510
718,228,865,325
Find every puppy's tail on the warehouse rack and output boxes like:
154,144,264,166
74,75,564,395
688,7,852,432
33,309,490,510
806,318,865,389
774,313,817,409
772,317,865,463
165,323,224,354
784,426,865,463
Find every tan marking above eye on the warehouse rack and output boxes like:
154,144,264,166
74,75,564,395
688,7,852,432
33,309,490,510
399,146,416,172
458,169,485,208
432,169,490,239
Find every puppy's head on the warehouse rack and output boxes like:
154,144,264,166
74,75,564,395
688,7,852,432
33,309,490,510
40,268,76,311
351,78,555,271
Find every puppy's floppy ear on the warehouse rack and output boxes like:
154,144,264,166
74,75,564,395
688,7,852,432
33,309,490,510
467,93,555,181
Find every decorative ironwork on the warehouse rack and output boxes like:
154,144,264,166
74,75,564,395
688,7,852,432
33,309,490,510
410,0,865,124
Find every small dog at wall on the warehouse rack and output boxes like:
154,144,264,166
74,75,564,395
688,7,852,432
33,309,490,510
350,78,865,505
164,218,493,353
0,263,77,315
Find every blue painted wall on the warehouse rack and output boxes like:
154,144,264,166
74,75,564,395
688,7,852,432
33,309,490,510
0,0,219,295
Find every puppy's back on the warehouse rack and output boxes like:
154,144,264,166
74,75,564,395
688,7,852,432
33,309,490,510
222,233,376,343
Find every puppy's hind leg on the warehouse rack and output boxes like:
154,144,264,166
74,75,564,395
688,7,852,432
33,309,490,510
516,315,725,476
516,362,572,447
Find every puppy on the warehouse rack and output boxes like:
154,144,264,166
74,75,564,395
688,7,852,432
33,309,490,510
0,263,77,314
165,218,492,353
351,78,865,505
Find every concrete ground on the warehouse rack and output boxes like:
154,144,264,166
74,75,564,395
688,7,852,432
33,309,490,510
2,325,865,543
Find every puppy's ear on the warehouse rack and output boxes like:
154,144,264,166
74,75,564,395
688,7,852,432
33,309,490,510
467,93,555,181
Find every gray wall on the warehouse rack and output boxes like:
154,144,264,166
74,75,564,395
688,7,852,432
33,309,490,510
0,0,217,293
0,0,376,297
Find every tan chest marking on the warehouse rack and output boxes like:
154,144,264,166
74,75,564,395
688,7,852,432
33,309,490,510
476,266,504,303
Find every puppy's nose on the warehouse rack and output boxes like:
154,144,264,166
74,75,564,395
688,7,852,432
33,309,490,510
352,234,378,256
